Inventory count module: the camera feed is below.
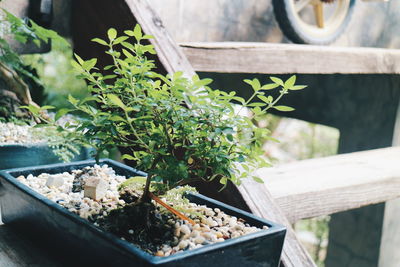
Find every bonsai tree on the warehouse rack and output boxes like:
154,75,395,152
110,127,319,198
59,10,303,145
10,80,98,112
25,24,305,210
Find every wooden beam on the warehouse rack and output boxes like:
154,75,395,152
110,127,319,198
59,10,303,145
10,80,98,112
72,0,194,76
125,0,195,76
258,146,400,223
180,42,400,74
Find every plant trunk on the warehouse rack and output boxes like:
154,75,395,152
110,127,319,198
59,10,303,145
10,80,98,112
0,84,31,120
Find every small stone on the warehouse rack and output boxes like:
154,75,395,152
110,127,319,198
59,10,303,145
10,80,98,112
178,240,188,250
202,232,216,241
262,225,269,230
194,236,205,244
190,230,200,238
174,227,180,237
205,217,218,227
162,245,171,253
214,208,221,213
128,229,134,234
84,177,108,201
215,218,223,226
205,209,215,216
234,224,244,231
192,224,201,231
180,224,191,235
228,218,237,227
155,251,164,257
46,176,64,188
231,231,241,238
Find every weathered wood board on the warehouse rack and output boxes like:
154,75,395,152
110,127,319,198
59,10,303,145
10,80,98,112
180,42,400,74
259,146,400,223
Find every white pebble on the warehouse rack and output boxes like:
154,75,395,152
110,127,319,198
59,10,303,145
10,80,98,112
180,224,191,235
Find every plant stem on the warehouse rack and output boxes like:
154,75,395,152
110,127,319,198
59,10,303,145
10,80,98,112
262,88,287,113
236,91,258,116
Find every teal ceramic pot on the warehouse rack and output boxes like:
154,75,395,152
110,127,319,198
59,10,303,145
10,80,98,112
0,143,92,170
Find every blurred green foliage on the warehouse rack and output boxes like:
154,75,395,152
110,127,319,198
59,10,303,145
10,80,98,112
22,40,89,109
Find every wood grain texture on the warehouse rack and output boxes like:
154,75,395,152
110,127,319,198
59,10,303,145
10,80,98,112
125,0,195,76
260,146,400,223
238,180,317,267
180,42,400,74
72,0,194,77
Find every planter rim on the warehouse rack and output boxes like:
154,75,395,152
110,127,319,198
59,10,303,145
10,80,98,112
0,159,286,265
0,142,48,148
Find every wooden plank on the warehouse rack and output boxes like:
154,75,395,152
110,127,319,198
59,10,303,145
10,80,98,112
72,0,194,76
180,42,400,74
259,146,400,223
238,180,317,267
125,0,195,76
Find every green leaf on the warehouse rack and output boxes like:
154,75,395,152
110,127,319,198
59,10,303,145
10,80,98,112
68,95,79,106
70,60,83,71
194,78,213,87
133,24,143,40
107,28,117,41
91,38,108,46
252,176,264,183
82,58,97,70
243,79,253,86
41,105,55,110
74,53,84,65
107,94,126,109
121,154,137,161
270,77,284,86
290,85,307,90
55,108,73,121
219,177,228,185
122,49,134,58
110,115,126,122
252,78,261,91
257,95,272,103
114,36,129,44
284,75,296,89
124,30,135,36
248,102,266,107
261,83,279,90
273,105,295,112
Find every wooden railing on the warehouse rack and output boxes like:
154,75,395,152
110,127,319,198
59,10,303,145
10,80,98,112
180,42,400,74
235,146,400,266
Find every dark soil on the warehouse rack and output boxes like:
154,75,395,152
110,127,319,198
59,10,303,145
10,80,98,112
97,190,175,254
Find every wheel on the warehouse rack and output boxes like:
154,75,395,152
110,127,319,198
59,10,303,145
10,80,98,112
273,0,356,45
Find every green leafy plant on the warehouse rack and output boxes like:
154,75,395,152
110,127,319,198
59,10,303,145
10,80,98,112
0,8,67,121
25,25,306,202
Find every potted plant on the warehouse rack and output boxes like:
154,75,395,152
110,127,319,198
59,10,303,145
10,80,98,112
1,25,306,266
0,10,91,170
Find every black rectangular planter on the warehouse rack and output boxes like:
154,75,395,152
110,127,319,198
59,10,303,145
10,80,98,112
0,159,286,267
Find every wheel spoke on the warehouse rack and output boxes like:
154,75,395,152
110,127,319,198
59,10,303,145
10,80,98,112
313,2,324,28
295,0,313,13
